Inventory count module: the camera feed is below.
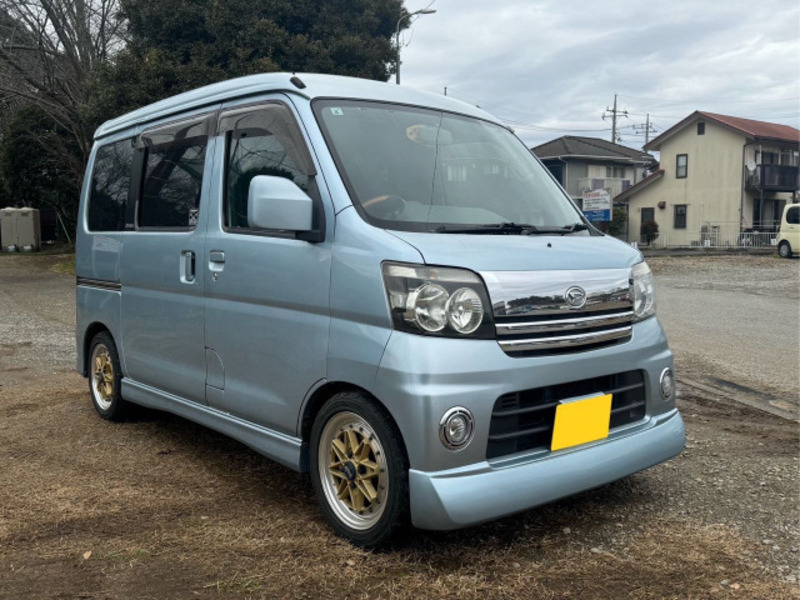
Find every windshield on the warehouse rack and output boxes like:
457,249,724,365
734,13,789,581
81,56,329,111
314,100,585,233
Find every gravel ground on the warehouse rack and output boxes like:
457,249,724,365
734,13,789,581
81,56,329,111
649,254,799,417
0,253,75,387
0,251,798,599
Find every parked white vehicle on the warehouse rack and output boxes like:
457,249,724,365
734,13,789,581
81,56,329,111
777,203,799,258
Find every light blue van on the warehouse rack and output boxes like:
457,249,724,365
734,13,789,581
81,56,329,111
76,73,684,546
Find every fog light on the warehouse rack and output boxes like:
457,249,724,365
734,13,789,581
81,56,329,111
660,368,675,400
439,407,474,450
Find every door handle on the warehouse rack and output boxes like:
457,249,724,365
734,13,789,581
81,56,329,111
209,250,225,279
180,250,196,284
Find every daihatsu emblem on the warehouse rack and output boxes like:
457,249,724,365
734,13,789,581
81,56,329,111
564,286,587,308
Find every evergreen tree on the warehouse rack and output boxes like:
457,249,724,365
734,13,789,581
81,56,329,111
88,0,407,122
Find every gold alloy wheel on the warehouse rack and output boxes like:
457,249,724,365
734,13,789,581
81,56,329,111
91,343,115,411
318,411,388,530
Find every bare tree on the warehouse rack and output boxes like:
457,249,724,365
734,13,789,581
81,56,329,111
0,0,125,177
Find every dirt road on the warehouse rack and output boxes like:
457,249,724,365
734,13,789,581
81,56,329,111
0,252,797,600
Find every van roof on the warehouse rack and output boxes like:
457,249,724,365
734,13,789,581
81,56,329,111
94,72,502,140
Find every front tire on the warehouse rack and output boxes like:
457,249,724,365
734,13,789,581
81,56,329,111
310,391,409,547
88,331,128,421
778,240,792,258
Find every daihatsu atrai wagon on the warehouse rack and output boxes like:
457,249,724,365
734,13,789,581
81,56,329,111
76,73,685,546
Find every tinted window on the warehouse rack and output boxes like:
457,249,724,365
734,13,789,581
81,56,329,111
222,105,312,230
139,119,208,228
788,206,800,225
88,139,134,231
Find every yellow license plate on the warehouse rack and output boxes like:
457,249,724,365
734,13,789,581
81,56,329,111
550,393,613,451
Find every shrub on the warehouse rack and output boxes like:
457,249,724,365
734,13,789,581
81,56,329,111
641,220,659,244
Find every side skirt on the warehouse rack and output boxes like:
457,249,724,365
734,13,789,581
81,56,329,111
121,379,303,471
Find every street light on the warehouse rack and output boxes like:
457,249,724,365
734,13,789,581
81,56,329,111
395,8,437,85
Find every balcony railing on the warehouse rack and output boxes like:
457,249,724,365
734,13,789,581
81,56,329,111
746,164,800,192
577,177,632,199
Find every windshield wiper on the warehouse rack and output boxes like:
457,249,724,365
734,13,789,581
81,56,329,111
434,222,536,235
433,222,590,235
525,222,590,236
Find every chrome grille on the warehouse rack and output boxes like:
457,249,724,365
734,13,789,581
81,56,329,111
482,268,634,356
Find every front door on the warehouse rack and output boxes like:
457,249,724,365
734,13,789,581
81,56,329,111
202,98,332,435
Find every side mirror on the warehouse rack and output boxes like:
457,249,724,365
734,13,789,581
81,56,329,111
247,175,313,232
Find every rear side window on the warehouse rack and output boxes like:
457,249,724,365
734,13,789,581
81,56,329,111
787,206,800,225
220,103,314,230
88,139,134,231
139,117,209,229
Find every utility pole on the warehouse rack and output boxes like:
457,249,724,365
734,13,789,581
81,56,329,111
602,94,628,143
443,86,447,96
632,114,657,148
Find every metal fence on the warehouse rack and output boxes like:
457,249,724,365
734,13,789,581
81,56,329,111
633,221,779,249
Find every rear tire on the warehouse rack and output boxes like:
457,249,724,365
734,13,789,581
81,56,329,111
310,391,409,547
778,241,792,258
88,332,128,421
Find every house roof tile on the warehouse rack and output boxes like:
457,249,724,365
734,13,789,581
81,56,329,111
532,136,654,163
645,111,799,150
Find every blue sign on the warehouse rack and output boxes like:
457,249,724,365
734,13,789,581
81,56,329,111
584,209,611,222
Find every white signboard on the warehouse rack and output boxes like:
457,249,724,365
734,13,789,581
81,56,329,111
582,189,612,222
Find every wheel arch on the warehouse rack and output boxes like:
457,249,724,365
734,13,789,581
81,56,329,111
298,381,409,473
81,322,113,376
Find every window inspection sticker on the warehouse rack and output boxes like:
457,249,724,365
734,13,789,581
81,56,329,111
330,107,344,116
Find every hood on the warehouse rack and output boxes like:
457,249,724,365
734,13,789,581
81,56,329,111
386,231,643,272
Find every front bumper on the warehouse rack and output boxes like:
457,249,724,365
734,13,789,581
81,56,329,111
409,408,685,530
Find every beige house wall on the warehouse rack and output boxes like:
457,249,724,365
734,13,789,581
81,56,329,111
627,121,748,243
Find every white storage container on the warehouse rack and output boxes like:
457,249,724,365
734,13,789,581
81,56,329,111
0,207,41,251
0,207,16,251
16,208,41,251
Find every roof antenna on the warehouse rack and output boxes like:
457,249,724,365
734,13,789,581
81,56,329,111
290,74,306,89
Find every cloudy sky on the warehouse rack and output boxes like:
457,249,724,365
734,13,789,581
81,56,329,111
398,0,800,149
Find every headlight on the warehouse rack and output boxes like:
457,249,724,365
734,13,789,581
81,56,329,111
407,283,448,332
446,287,484,334
382,262,494,338
632,261,656,321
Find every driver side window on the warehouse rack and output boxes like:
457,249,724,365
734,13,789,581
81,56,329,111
222,104,312,230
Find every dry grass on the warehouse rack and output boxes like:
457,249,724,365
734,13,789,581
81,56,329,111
0,377,796,600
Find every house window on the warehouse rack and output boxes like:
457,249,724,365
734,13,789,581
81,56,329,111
676,154,688,178
674,204,687,229
697,122,705,135
605,165,626,178
761,151,777,165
